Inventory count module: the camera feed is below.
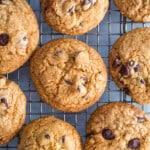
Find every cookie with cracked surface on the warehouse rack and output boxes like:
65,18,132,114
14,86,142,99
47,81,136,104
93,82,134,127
109,27,150,105
40,0,109,35
0,75,26,145
30,38,107,112
114,0,150,22
85,102,150,150
0,0,39,74
18,116,82,150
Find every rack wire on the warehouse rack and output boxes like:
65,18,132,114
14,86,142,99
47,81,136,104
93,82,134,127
1,0,150,149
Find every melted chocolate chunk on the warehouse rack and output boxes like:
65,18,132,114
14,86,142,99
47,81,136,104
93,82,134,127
120,65,130,77
68,6,75,13
139,78,146,85
23,36,27,41
79,22,83,26
0,33,9,46
128,138,140,149
45,133,50,139
137,117,145,123
0,98,9,109
62,135,65,143
65,79,73,85
102,128,115,140
112,56,121,68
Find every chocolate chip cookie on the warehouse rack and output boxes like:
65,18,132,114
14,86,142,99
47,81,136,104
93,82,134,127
109,27,150,105
0,0,39,74
114,0,150,22
0,75,26,145
40,0,109,35
85,102,150,150
18,116,82,150
30,38,107,112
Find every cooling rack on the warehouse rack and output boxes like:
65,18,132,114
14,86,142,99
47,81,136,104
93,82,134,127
1,0,150,149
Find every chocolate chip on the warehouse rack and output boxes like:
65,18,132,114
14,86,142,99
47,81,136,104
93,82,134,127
128,138,140,149
123,87,130,95
137,117,145,123
119,65,130,77
0,98,9,109
79,22,83,26
139,78,145,85
134,64,140,73
45,133,50,139
112,56,121,68
68,6,75,13
0,33,9,46
65,79,73,85
128,60,135,66
62,135,65,143
102,128,115,140
23,36,27,41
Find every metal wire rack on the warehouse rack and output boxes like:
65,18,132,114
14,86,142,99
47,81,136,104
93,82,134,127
1,0,150,149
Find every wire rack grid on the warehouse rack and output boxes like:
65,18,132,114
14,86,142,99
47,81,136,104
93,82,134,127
1,0,150,149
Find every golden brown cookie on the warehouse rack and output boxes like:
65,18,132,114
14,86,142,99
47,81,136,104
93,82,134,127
109,27,150,105
18,116,82,150
40,0,109,35
0,0,39,74
114,0,150,22
0,75,26,145
85,102,150,150
30,38,107,112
